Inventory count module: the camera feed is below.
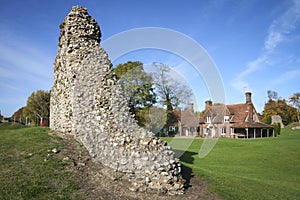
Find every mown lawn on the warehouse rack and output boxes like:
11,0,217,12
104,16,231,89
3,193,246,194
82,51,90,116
1,123,299,199
165,128,300,200
0,123,79,200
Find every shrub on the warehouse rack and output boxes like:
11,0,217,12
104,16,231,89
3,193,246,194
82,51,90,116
265,116,272,125
272,123,281,137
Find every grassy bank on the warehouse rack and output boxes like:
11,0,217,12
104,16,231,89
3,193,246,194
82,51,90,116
0,124,79,199
1,123,299,199
166,128,300,199
0,122,26,130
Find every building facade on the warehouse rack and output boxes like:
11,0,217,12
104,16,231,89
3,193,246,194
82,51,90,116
169,103,200,136
200,92,274,138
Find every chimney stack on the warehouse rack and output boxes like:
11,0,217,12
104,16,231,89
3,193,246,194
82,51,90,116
187,103,194,113
245,92,252,104
245,92,253,122
205,100,212,110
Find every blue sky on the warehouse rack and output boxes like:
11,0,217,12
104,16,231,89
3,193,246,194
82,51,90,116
0,0,299,117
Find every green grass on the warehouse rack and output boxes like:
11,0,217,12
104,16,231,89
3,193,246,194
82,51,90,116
1,123,299,199
165,129,300,200
0,125,80,200
0,122,26,130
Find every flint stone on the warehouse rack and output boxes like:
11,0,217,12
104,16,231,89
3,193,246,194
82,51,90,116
49,5,185,194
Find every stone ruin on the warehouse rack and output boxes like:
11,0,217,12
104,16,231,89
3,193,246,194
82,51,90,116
271,115,284,128
50,6,185,194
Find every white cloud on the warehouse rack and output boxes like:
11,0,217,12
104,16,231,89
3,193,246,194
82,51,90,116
0,43,52,80
0,28,54,91
264,31,283,52
238,56,267,79
271,68,300,85
231,0,300,93
0,27,54,116
231,78,250,93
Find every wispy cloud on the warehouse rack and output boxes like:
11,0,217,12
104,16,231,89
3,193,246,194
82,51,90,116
0,28,54,86
231,0,300,92
0,27,54,116
0,43,53,80
271,68,300,85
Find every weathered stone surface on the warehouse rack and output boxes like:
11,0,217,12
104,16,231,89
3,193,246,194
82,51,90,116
50,6,185,194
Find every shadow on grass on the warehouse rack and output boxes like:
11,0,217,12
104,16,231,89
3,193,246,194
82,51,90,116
173,149,197,188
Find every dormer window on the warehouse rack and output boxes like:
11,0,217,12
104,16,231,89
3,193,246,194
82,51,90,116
206,116,211,123
224,116,229,122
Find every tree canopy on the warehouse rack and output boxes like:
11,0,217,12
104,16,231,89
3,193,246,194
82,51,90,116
11,107,24,123
262,91,298,125
113,61,156,126
23,90,50,125
289,93,300,122
151,63,192,111
151,63,193,133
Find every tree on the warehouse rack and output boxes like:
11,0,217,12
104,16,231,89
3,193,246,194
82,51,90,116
23,90,50,126
272,123,281,137
151,63,192,111
148,107,167,135
151,63,193,134
262,91,298,125
113,61,156,126
289,93,300,123
267,90,278,100
11,107,25,123
0,109,4,122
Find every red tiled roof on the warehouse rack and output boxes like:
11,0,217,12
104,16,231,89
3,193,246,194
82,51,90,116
226,104,248,123
173,110,199,127
231,122,273,128
200,105,227,123
202,103,273,129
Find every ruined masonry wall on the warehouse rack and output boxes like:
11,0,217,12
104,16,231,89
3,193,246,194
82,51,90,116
50,6,184,194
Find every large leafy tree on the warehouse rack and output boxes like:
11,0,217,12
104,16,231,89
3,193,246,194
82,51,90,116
113,61,156,126
289,93,300,123
267,90,278,100
151,63,192,111
23,90,50,126
262,91,298,125
151,63,193,133
11,107,25,123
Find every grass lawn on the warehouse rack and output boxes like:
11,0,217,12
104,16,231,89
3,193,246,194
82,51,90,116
0,123,79,199
1,123,299,199
165,128,300,200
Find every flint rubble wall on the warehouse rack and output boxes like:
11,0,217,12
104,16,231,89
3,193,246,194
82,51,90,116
50,6,185,194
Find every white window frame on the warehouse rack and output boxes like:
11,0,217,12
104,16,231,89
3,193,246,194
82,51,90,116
221,127,226,135
169,126,176,132
230,128,235,135
206,116,211,123
224,116,230,122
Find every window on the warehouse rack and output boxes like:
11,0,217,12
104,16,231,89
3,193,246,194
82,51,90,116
224,116,230,122
205,128,209,135
169,126,176,132
221,128,226,135
230,128,235,135
206,116,211,123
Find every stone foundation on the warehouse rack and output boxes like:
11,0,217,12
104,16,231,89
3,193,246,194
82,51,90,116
50,6,185,194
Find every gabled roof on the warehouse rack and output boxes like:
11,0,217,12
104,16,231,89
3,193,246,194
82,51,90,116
226,104,248,123
201,103,273,129
201,104,227,123
173,110,199,127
